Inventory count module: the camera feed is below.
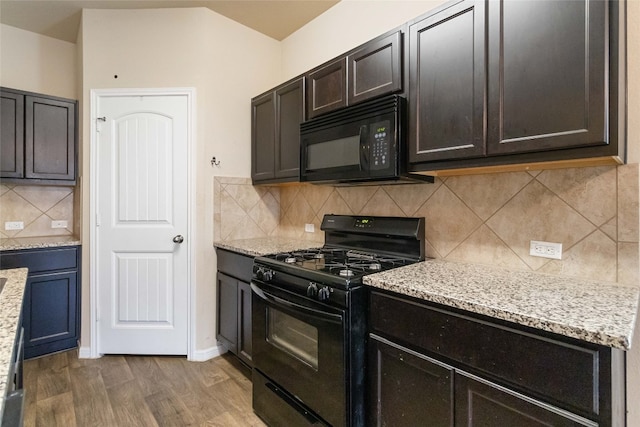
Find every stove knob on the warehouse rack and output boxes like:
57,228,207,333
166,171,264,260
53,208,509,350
256,267,274,282
307,282,318,298
318,286,332,301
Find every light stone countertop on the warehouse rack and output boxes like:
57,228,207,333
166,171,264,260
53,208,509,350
214,237,322,257
364,259,639,350
0,235,81,252
0,268,28,420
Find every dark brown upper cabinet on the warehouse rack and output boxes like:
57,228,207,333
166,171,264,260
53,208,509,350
487,0,607,155
307,30,404,119
348,30,402,106
1,88,77,185
409,0,485,163
1,90,25,178
251,77,305,184
306,58,347,119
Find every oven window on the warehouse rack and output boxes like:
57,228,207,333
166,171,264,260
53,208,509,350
307,135,360,170
267,307,319,370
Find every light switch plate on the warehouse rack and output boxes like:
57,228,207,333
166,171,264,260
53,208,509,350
304,223,315,233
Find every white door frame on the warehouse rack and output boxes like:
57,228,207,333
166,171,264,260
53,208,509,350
89,87,197,360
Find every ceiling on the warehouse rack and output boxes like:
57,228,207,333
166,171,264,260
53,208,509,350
0,0,340,43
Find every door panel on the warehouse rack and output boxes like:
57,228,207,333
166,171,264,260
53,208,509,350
97,94,188,355
1,91,24,178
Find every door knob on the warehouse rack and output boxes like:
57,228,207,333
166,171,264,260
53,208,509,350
173,235,184,244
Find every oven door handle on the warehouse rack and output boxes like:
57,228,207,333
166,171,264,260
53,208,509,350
251,283,343,323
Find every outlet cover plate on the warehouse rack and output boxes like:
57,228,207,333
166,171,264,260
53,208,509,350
4,221,24,231
304,223,315,233
51,220,68,229
529,240,562,260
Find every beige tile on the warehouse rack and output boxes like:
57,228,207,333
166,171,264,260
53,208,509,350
213,212,221,239
415,185,482,257
223,184,262,213
283,194,315,228
275,215,303,239
360,189,405,217
528,170,543,177
226,216,267,240
249,192,279,235
220,190,249,240
382,181,441,217
0,191,43,236
335,186,377,214
446,172,532,221
216,177,252,185
300,185,333,214
280,186,300,212
618,242,640,287
317,191,353,218
601,216,617,241
537,231,617,283
0,185,10,196
425,240,441,259
213,178,221,215
618,164,639,242
536,166,616,226
486,180,596,270
268,187,281,204
13,185,73,212
47,194,74,225
19,215,72,237
446,225,530,270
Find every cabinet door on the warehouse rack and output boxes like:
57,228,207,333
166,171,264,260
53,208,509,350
1,91,25,178
275,78,304,179
369,335,454,426
487,0,606,155
251,92,276,182
217,272,238,354
455,373,592,426
237,280,252,367
23,271,78,359
307,58,347,119
348,31,402,106
409,0,486,163
25,95,76,181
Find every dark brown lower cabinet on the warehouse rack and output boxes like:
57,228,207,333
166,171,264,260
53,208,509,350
216,249,254,367
368,290,625,426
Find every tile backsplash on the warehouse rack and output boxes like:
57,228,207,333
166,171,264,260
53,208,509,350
0,184,75,238
219,164,639,286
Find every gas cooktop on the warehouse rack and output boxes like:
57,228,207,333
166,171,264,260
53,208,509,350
263,247,416,279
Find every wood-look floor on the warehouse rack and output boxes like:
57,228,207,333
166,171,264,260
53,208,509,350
23,350,267,427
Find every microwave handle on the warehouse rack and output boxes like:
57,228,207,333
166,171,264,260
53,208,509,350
359,125,369,172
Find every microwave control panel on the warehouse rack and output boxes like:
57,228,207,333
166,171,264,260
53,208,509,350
370,120,391,170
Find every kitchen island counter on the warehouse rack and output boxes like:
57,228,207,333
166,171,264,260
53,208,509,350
364,259,639,350
214,237,321,257
0,268,27,422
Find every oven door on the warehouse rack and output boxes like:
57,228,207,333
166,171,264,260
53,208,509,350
251,281,346,427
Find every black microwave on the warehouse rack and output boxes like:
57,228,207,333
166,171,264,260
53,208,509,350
300,95,433,185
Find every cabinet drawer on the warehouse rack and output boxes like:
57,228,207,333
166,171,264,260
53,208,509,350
369,291,606,418
216,249,253,282
0,247,78,274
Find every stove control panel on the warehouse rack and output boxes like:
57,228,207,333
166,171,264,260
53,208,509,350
307,282,333,301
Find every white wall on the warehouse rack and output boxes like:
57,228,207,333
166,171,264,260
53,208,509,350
0,24,77,99
79,7,281,354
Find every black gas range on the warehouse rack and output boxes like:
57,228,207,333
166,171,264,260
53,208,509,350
251,214,425,427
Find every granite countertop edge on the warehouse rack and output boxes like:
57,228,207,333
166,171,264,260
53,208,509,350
0,236,81,252
0,268,28,420
214,237,322,257
364,259,639,350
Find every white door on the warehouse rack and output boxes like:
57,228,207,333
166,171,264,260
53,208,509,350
96,94,189,355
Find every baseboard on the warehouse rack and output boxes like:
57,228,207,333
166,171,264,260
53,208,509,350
189,344,227,362
78,346,98,359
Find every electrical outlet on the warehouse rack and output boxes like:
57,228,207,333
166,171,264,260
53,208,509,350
304,223,315,233
529,240,562,260
51,220,68,229
4,221,24,231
